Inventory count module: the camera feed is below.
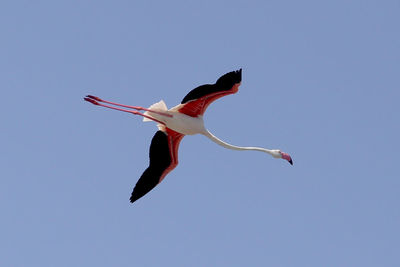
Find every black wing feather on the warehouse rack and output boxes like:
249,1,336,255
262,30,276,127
130,131,171,203
181,69,242,104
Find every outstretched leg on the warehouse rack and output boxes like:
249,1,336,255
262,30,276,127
84,96,166,125
85,95,173,118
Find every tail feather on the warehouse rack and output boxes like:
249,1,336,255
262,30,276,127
143,100,168,122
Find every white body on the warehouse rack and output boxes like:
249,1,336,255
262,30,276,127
143,100,207,135
163,112,206,135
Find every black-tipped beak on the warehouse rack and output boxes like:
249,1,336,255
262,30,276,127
280,152,293,166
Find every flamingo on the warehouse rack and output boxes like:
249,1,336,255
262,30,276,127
84,69,293,203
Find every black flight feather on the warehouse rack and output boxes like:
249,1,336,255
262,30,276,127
181,69,242,104
130,131,171,203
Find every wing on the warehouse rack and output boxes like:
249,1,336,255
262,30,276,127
178,69,242,117
130,129,184,203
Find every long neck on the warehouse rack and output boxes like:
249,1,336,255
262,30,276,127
203,129,275,156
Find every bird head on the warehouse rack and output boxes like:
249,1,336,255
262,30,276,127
280,151,293,165
271,150,293,165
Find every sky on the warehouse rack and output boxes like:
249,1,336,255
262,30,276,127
1,0,399,266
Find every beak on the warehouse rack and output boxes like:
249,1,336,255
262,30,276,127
280,152,293,165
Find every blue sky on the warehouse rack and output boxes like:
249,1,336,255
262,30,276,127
1,0,399,266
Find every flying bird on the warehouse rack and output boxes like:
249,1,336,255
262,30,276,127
84,69,293,203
